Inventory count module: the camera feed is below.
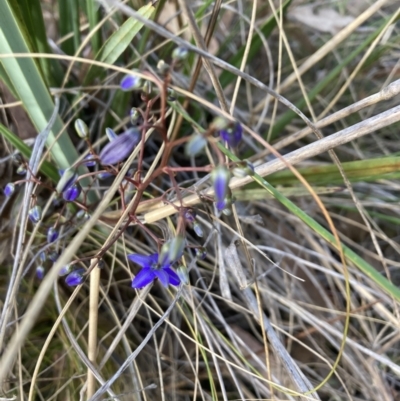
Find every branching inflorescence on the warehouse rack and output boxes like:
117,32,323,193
3,47,253,292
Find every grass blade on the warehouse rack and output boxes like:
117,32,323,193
84,3,155,84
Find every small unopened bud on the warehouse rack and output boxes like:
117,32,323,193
211,165,231,211
56,168,78,194
28,205,42,224
65,268,86,286
176,265,189,285
83,153,96,167
157,60,170,74
120,70,143,91
48,251,59,262
195,247,207,260
193,221,203,238
141,81,154,99
167,88,176,102
59,264,72,276
4,183,15,197
185,134,207,156
39,252,46,262
36,266,45,280
63,184,81,202
184,208,196,223
172,47,188,61
130,108,142,126
212,116,230,131
47,227,59,244
159,236,185,265
74,119,89,139
16,165,27,175
232,160,255,178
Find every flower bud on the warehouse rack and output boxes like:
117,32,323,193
47,227,59,243
56,168,78,194
193,221,203,238
28,205,42,224
159,236,185,265
195,247,207,260
172,47,188,61
232,160,255,178
185,134,207,156
48,251,59,262
4,183,15,197
65,268,86,286
36,266,45,280
16,165,27,175
184,208,196,223
157,60,170,74
211,165,231,211
176,265,189,285
59,264,72,276
99,128,140,165
212,116,230,131
74,119,89,139
39,252,46,263
83,154,96,167
120,70,143,91
130,108,142,126
63,184,81,202
167,88,176,102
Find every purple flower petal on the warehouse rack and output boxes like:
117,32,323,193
131,268,156,289
65,269,86,286
99,128,140,165
153,269,169,287
63,185,81,201
4,183,15,197
211,166,231,211
47,227,59,243
56,168,78,193
128,253,158,268
120,74,143,91
219,122,243,147
164,267,180,286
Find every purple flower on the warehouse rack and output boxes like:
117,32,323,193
211,165,231,211
128,252,181,289
59,264,72,277
63,184,81,201
219,122,243,147
99,128,140,165
120,71,143,91
65,268,86,286
47,227,59,243
4,183,15,197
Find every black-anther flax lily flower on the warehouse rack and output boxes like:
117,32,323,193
128,237,184,289
99,128,140,165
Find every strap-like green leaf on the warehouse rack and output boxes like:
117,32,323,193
84,3,155,84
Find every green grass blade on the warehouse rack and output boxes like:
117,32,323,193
218,144,400,303
219,0,292,88
0,124,59,183
265,156,400,186
12,0,62,86
85,0,102,53
84,3,155,84
58,0,80,55
0,0,95,201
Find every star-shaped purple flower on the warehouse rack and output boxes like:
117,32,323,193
128,252,181,289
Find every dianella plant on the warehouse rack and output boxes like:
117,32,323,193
1,1,400,401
